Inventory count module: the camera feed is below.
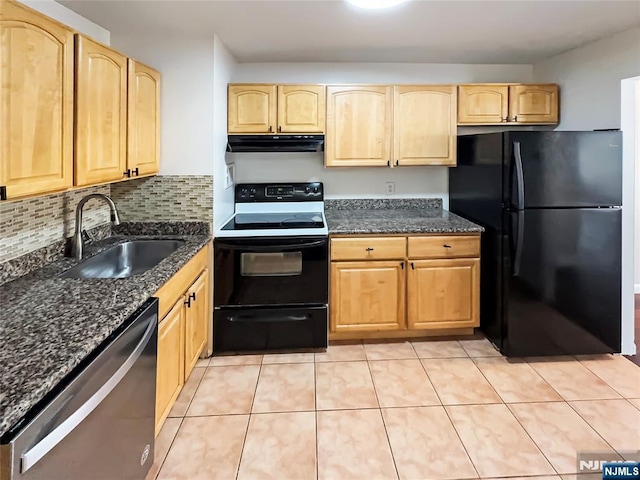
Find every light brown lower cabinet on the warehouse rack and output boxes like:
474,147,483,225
154,243,211,435
330,234,480,340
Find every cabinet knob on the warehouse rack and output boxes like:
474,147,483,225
189,292,196,301
443,244,452,248
365,247,374,252
503,116,508,122
410,262,415,270
123,169,131,178
269,125,273,133
514,115,518,122
278,125,282,133
132,167,139,176
395,160,399,166
184,298,191,308
401,261,404,270
387,160,390,167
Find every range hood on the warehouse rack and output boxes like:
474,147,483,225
227,135,324,153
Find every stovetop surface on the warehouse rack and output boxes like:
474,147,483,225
221,211,325,230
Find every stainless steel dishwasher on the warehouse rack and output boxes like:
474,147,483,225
1,298,158,480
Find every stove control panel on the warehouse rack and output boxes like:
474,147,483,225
236,182,323,202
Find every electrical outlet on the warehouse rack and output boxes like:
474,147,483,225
385,182,395,195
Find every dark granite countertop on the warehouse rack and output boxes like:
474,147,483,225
325,199,484,235
0,225,211,437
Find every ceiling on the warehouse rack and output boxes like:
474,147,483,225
60,0,640,64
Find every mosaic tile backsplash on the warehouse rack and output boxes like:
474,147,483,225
110,175,213,226
0,185,112,263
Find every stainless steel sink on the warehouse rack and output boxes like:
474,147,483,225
60,240,186,279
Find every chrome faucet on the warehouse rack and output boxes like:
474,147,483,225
70,194,121,260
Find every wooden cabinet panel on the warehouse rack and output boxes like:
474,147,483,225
74,35,127,186
394,86,456,166
408,235,480,259
326,86,392,167
509,84,559,124
0,1,74,199
184,269,209,380
228,84,276,133
127,59,160,177
330,261,405,332
457,85,509,124
277,85,325,133
156,299,185,435
408,258,479,329
331,237,406,261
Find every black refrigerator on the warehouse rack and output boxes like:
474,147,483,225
449,131,622,357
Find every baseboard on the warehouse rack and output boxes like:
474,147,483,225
635,284,640,294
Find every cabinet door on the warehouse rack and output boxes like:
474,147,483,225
156,299,185,435
0,1,73,199
75,35,127,186
394,86,456,166
330,261,405,333
277,85,325,133
228,84,276,133
408,258,479,330
509,84,559,124
184,269,209,379
127,59,160,177
326,86,392,167
457,85,509,124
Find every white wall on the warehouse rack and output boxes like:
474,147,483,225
20,0,110,44
213,36,237,230
231,62,534,201
533,27,640,130
621,77,639,355
110,35,216,176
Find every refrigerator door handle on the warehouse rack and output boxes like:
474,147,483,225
513,210,525,276
513,142,525,209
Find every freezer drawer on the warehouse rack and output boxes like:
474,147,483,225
1,299,158,480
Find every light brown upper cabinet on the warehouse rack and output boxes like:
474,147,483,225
75,35,128,186
509,84,559,124
228,84,277,133
228,84,325,134
325,85,392,167
394,86,457,166
0,0,74,200
458,85,509,124
277,85,325,133
458,83,559,125
127,59,161,177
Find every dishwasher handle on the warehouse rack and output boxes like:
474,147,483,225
20,314,157,473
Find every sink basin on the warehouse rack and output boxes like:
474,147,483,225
60,239,186,279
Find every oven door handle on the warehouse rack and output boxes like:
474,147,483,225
217,240,326,252
228,313,310,323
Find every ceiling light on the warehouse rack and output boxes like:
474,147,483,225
345,0,410,9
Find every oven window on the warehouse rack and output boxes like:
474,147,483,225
240,252,303,276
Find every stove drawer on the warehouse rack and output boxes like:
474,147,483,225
408,235,480,259
331,237,406,261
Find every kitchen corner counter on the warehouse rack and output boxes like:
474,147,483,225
0,223,211,438
324,199,484,235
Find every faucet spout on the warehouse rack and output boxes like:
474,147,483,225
70,194,121,260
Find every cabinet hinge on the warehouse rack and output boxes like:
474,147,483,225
0,186,6,201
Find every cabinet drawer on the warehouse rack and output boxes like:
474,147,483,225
331,237,406,261
408,235,480,259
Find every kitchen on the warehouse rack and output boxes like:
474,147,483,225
1,0,640,479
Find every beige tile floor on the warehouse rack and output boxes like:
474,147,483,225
149,338,640,480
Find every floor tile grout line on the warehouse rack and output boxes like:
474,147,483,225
364,359,400,480
314,361,319,480
574,356,636,399
153,417,185,480
526,359,623,402
458,356,570,405
235,362,263,480
417,355,481,480
178,366,209,418
565,399,628,461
